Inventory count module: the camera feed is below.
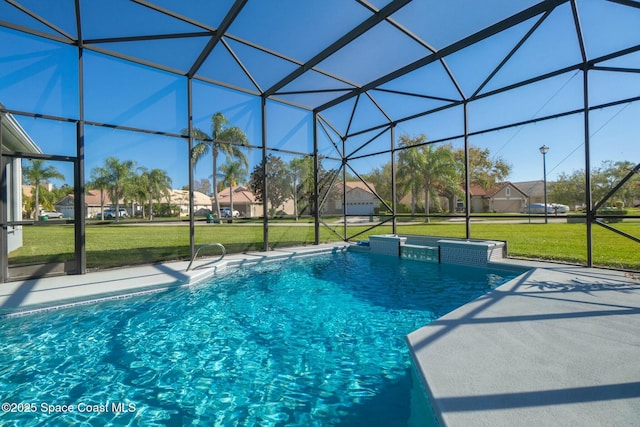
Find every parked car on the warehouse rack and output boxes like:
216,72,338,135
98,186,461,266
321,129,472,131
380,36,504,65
521,203,548,214
96,208,129,219
521,203,569,214
39,210,63,219
551,203,570,214
220,207,240,218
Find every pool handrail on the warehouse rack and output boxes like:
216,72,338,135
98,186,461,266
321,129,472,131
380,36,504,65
186,243,226,271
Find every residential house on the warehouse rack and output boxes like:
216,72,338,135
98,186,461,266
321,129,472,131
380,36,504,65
158,189,211,217
323,181,380,215
2,109,41,251
216,186,268,217
22,183,52,216
513,180,547,204
469,182,528,213
54,189,111,219
59,189,222,219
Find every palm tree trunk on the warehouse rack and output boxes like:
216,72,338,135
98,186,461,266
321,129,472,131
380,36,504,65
425,186,431,224
410,186,416,217
212,149,221,218
34,185,40,219
293,177,299,221
148,188,153,220
115,189,120,223
229,186,234,223
100,191,105,219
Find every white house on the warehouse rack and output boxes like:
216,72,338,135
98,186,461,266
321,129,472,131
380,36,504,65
1,109,42,252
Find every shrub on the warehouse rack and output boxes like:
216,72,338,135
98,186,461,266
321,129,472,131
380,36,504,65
597,208,627,223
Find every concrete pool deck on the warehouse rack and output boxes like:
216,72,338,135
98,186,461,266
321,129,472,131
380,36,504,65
407,259,640,427
2,247,639,425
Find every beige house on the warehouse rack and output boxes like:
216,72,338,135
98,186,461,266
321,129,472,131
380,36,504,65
512,180,546,204
54,189,112,218
216,186,302,217
158,189,211,217
323,181,380,215
469,182,528,213
216,186,268,217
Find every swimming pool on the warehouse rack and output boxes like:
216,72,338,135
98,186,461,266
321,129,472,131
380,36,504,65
0,251,518,426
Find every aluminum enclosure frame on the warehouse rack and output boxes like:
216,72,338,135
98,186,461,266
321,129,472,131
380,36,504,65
1,0,639,280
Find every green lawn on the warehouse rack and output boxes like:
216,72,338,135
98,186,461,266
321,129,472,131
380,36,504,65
8,220,640,271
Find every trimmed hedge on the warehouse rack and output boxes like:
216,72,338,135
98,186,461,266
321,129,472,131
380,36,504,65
597,209,627,223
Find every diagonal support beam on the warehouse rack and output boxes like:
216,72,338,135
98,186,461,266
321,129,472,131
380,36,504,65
187,0,248,78
6,0,75,40
592,163,640,212
315,0,569,112
263,0,411,97
594,220,640,244
607,0,640,9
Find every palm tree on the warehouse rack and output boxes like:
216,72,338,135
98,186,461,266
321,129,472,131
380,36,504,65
421,144,460,223
188,112,249,219
128,170,149,219
397,134,427,216
23,159,64,219
103,157,135,222
88,166,111,219
218,160,247,222
139,168,172,220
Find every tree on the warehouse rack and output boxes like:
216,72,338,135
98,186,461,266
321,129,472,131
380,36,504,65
550,160,640,209
397,134,427,216
128,171,148,219
102,157,136,222
88,166,111,219
139,168,172,220
218,160,247,221
188,112,249,219
193,178,211,195
421,144,460,221
288,157,314,221
595,160,639,207
363,162,393,205
453,146,511,190
301,157,323,216
249,154,291,217
22,159,64,219
549,170,585,208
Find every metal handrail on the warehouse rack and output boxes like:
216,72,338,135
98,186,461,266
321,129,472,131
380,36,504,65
186,243,226,271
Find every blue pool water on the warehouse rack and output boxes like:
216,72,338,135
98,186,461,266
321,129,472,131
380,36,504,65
0,251,518,426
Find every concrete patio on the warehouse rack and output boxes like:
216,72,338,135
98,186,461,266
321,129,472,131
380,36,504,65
407,261,640,426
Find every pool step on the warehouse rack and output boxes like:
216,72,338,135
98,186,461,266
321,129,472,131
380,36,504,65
365,234,506,266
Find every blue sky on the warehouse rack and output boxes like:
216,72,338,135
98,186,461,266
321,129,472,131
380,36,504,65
1,0,639,191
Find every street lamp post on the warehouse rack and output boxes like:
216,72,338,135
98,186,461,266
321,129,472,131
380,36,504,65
539,145,549,224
